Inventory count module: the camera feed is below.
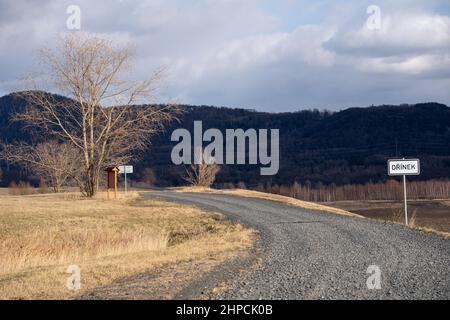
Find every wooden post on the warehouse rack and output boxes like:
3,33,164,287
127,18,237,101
114,169,118,199
105,166,120,200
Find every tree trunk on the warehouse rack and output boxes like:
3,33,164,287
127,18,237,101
85,166,97,197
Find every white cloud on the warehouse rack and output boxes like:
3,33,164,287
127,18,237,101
0,0,449,110
326,11,450,77
359,54,450,75
327,13,450,56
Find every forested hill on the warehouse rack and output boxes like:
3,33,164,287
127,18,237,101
1,92,450,187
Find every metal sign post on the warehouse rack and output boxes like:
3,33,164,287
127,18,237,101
119,165,134,195
125,169,127,194
403,174,408,225
388,158,420,225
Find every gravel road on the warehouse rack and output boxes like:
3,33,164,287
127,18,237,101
146,191,450,300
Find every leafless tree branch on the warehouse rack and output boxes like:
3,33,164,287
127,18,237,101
10,33,179,196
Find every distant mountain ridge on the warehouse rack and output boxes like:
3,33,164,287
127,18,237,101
1,91,450,187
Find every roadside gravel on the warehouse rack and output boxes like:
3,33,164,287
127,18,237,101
147,191,450,300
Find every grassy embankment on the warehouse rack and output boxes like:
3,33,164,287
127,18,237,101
171,186,359,217
0,191,255,299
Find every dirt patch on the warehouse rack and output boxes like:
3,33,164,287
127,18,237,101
324,199,450,234
80,247,260,300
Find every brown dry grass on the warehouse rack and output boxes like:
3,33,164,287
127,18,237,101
0,191,255,299
391,208,419,226
172,186,360,217
389,208,449,238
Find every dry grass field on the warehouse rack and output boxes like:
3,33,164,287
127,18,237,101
0,191,255,299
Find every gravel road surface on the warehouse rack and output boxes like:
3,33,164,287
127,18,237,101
146,191,449,300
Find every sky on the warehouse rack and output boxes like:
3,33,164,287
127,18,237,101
0,0,449,112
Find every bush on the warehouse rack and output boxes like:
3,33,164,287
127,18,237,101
222,182,235,189
236,181,247,189
141,168,157,186
18,181,36,195
8,181,20,195
38,179,49,194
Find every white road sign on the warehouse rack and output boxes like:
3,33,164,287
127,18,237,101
119,165,133,174
388,159,420,176
387,158,421,225
119,165,133,194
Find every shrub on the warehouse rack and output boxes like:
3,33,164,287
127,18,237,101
8,181,20,196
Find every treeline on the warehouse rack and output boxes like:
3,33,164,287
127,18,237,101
2,92,450,187
250,179,450,202
139,101,450,187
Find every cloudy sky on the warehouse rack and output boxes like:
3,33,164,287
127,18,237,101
0,0,449,111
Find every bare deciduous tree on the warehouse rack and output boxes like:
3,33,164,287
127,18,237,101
1,141,81,193
11,33,178,197
184,149,221,187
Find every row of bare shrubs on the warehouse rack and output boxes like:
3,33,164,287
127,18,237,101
249,179,450,202
8,180,49,195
